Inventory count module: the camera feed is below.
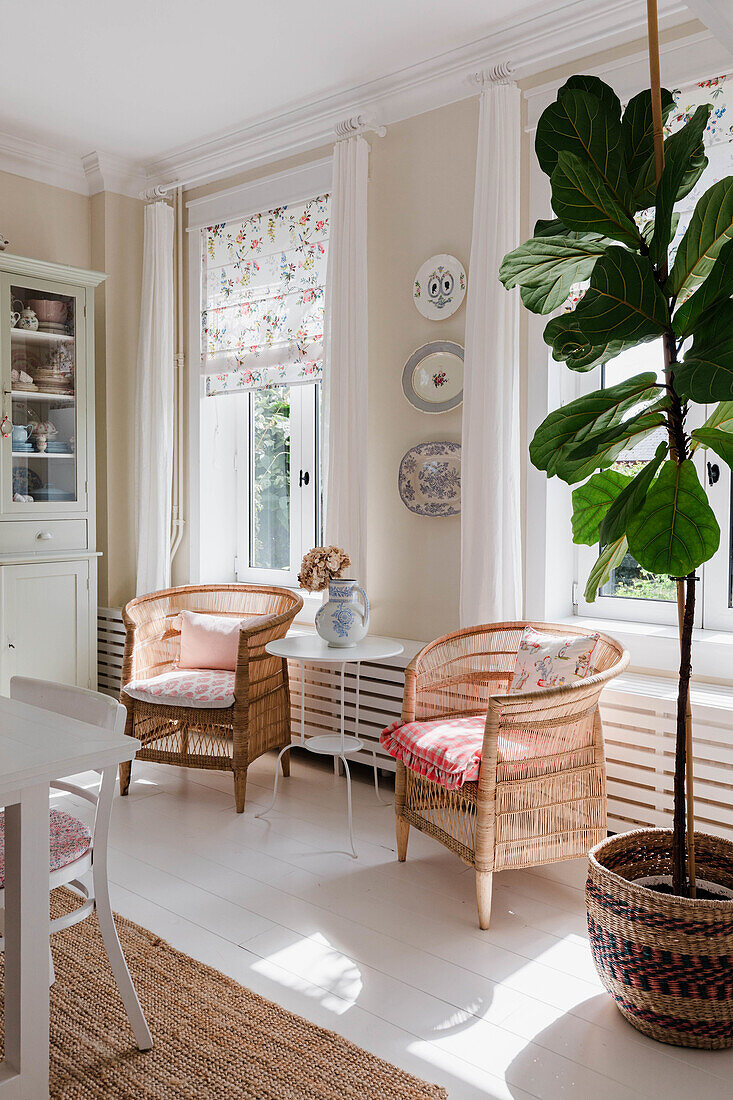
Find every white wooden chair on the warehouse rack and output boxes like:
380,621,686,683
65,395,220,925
0,677,152,1051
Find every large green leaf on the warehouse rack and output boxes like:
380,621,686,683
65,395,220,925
544,314,628,372
675,299,733,402
599,440,668,543
626,459,720,575
689,427,733,469
550,151,642,248
584,536,628,603
696,400,733,436
668,176,733,299
621,88,675,209
571,470,627,545
499,235,609,315
536,88,627,202
566,407,666,462
650,105,711,268
529,371,662,483
559,247,669,345
673,237,733,339
559,75,622,120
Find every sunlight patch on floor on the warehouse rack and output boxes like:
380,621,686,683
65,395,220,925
251,931,363,1014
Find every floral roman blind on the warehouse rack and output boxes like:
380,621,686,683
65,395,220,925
202,193,330,396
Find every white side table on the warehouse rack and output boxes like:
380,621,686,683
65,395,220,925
256,635,404,857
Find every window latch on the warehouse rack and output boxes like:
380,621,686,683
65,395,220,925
707,461,720,486
299,469,310,487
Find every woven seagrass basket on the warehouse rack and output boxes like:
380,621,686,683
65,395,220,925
587,829,733,1049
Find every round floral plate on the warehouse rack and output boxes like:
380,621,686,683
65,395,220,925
402,341,464,413
398,441,461,517
413,254,467,320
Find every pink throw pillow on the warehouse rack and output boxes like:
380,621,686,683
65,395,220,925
178,611,243,671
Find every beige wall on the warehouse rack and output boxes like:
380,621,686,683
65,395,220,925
0,169,143,608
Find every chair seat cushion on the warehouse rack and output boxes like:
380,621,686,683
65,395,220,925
381,715,539,790
0,809,92,888
123,669,235,709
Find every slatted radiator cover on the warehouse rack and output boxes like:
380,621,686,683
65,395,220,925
97,609,733,838
601,675,733,842
97,607,125,697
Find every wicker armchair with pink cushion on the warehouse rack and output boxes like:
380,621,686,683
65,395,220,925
390,622,628,929
119,584,303,812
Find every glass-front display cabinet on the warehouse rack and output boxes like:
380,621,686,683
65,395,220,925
0,254,105,691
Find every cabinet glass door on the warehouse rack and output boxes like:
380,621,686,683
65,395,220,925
4,277,84,511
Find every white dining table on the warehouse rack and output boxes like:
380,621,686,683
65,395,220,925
0,695,139,1099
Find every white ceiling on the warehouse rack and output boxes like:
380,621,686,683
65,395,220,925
0,0,681,165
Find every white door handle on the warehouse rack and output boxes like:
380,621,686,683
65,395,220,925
36,531,53,540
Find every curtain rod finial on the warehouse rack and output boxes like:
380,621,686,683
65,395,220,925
334,115,386,140
470,61,515,87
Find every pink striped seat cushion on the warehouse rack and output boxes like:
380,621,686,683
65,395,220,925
123,669,235,709
380,715,535,790
0,809,92,888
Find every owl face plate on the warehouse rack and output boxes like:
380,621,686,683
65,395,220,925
413,254,467,320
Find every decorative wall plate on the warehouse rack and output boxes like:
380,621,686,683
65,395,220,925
398,441,461,517
402,341,464,413
413,254,467,320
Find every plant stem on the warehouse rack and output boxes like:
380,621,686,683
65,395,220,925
648,0,696,898
673,574,696,895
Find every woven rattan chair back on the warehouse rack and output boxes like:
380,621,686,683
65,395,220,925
119,584,303,812
395,621,629,929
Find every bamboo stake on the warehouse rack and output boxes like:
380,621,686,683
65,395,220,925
647,0,696,896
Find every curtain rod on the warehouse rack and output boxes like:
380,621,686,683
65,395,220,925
139,115,386,199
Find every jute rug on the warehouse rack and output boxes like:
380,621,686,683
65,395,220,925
0,891,447,1100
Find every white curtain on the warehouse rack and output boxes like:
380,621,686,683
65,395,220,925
460,81,522,626
135,201,175,596
322,135,369,582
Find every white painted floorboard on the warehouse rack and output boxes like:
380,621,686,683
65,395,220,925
53,751,733,1100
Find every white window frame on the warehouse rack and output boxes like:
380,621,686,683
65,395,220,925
522,31,733,672
233,383,320,588
187,158,332,588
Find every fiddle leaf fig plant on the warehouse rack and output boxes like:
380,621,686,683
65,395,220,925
500,73,733,897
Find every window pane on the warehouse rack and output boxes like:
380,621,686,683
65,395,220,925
249,388,290,570
598,341,675,602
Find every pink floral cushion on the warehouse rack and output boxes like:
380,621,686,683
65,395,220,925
381,715,536,790
0,809,92,888
123,669,235,709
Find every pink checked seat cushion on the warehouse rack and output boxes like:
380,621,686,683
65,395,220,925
380,715,536,791
123,669,235,709
0,808,91,888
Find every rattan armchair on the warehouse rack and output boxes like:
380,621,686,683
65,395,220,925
119,584,303,812
395,622,629,928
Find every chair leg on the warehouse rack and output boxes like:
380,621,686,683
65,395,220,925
396,816,409,861
476,871,493,930
234,768,248,813
48,944,55,987
93,863,153,1050
280,751,290,778
118,760,132,797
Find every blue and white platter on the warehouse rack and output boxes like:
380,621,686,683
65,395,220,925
398,441,461,517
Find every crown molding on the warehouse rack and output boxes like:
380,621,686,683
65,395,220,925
144,0,691,191
685,0,733,54
82,151,148,199
524,26,730,129
0,130,87,195
0,0,701,199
